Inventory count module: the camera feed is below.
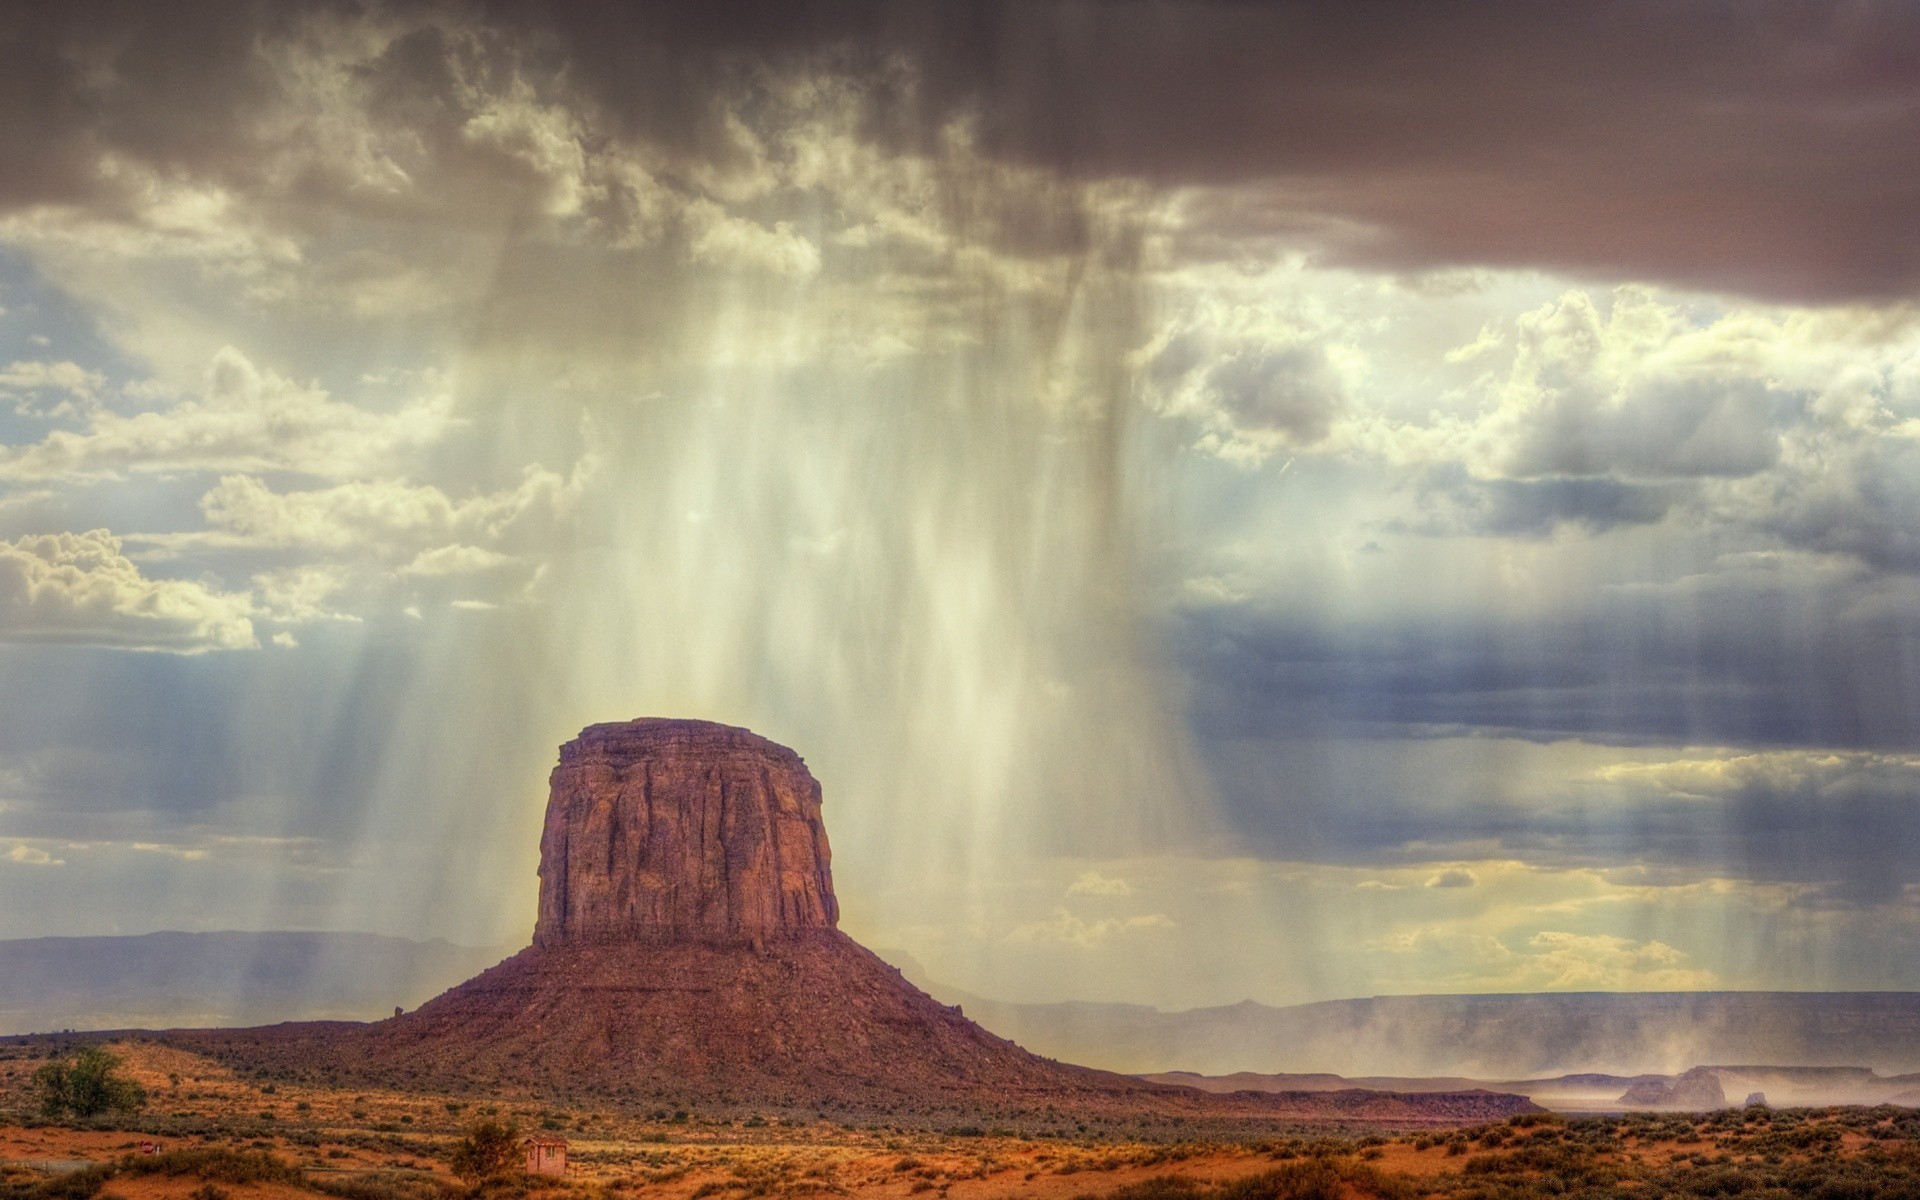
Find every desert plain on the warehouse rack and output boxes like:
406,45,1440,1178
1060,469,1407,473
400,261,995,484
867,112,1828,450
8,1036,1920,1200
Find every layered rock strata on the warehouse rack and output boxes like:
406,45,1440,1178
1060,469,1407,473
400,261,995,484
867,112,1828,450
534,719,837,948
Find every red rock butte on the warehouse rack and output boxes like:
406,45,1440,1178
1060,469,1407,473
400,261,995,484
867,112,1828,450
161,718,1539,1131
535,719,838,948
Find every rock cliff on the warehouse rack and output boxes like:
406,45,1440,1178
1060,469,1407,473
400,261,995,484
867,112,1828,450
534,719,837,948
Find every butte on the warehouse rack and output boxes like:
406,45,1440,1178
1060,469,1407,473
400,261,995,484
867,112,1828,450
172,719,1535,1129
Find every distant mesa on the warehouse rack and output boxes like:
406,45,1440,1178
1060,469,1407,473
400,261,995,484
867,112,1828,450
158,718,1536,1128
1619,1067,1729,1111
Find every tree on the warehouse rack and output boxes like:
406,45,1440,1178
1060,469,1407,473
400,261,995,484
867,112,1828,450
35,1047,146,1118
449,1118,521,1182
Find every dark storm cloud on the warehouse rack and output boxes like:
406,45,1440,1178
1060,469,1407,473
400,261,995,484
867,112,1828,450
0,1,298,208
1176,563,1920,899
1501,377,1800,483
0,640,416,840
1199,729,1920,904
503,0,1920,301
1401,465,1684,538
1173,578,1920,752
5,1,1915,300
1758,434,1920,573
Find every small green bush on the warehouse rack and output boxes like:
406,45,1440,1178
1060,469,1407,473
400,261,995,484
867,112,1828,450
449,1120,522,1183
34,1049,145,1119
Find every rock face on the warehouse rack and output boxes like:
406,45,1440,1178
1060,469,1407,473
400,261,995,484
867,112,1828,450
534,720,837,948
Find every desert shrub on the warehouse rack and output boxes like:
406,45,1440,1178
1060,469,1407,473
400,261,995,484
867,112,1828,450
34,1049,146,1119
449,1120,522,1183
1505,1112,1565,1129
1072,1176,1206,1200
1072,1163,1413,1200
26,1167,116,1200
1219,1164,1346,1200
312,1173,461,1200
118,1148,303,1187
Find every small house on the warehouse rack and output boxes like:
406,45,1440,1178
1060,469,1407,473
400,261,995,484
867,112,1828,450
524,1135,567,1178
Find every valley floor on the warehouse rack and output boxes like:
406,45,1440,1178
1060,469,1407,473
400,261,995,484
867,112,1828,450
5,1041,1920,1200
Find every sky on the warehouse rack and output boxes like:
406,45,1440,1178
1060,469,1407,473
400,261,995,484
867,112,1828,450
1,0,1919,1011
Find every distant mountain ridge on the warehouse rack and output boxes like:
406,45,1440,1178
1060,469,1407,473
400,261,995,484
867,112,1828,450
881,957,1920,1078
1144,1065,1920,1112
0,930,510,1035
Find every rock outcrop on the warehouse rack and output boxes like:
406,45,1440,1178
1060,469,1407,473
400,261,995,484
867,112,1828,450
534,720,836,948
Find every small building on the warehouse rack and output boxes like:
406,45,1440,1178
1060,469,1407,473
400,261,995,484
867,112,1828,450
524,1135,567,1178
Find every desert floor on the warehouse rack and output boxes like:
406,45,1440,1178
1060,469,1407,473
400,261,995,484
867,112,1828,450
5,1039,1920,1200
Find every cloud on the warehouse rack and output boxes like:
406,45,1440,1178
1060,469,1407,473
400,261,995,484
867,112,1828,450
896,3,1920,302
0,346,453,482
1592,749,1918,798
1425,868,1477,889
685,200,821,277
250,565,355,625
1370,925,1715,991
131,841,208,861
422,1,1920,302
1175,550,1920,752
1197,728,1920,907
8,2,1910,310
187,461,589,573
1589,749,1920,903
1138,304,1348,464
4,843,63,867
1339,289,1817,486
1747,430,1920,574
1066,869,1133,896
0,359,103,414
0,529,255,652
1004,907,1175,947
1401,465,1683,538
401,544,515,577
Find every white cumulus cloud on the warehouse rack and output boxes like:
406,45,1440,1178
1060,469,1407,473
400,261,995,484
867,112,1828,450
0,529,256,653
